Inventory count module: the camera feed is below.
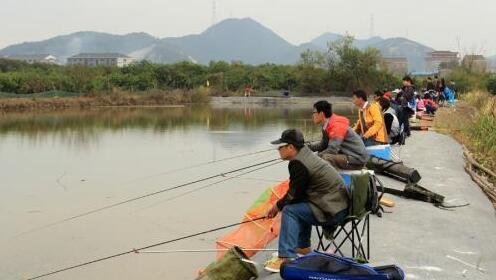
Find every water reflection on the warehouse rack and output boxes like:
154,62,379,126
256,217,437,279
0,103,357,280
0,104,355,148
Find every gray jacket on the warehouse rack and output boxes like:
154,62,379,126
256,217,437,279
293,146,349,223
309,127,369,165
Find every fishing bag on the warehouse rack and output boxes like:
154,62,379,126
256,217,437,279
280,251,404,280
366,173,383,216
196,246,257,280
367,156,422,184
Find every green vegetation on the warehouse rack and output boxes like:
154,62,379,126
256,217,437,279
434,91,496,182
463,92,496,164
0,36,400,99
0,89,210,111
447,65,496,95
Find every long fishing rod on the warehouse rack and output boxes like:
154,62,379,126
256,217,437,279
15,158,281,238
137,248,278,254
26,216,268,280
120,147,276,185
133,159,284,212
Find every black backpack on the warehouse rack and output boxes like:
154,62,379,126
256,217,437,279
368,173,385,217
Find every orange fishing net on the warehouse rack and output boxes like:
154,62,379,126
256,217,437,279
216,179,289,258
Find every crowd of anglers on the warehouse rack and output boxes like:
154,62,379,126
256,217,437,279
261,75,455,273
369,75,457,146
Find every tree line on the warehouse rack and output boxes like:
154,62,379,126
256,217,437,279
0,36,414,96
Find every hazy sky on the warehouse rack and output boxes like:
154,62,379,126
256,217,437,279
1,0,495,56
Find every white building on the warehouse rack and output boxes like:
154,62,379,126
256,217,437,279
67,53,135,67
425,51,459,72
4,54,58,64
462,55,487,72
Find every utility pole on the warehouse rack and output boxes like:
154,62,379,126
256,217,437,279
369,14,375,38
212,0,217,26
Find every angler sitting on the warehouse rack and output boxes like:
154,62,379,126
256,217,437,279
377,97,404,145
351,89,388,146
265,129,349,273
416,95,426,116
308,100,368,170
423,94,438,115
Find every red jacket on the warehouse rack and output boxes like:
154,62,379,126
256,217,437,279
325,114,349,140
423,98,438,109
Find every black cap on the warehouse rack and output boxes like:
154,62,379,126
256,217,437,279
270,129,305,147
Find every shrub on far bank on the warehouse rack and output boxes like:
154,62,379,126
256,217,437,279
0,40,404,97
447,66,494,94
486,74,496,95
450,91,496,171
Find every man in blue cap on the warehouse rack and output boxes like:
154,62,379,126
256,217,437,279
264,129,349,273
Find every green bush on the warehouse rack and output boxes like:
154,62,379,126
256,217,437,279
470,113,496,155
448,66,489,93
0,46,404,96
487,75,496,95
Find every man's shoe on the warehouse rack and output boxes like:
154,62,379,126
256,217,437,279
296,247,312,256
264,257,290,273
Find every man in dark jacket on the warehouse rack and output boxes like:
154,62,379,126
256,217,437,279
264,129,349,273
396,76,416,136
308,100,368,169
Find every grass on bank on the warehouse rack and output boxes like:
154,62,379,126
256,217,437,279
434,91,496,185
0,88,211,111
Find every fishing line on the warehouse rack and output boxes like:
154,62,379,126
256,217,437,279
26,216,268,280
119,147,276,185
15,158,281,238
136,248,277,254
132,159,284,212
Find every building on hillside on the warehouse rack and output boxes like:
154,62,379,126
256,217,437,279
425,51,459,72
490,59,496,73
462,54,487,72
67,53,135,67
410,71,439,78
381,57,408,75
4,54,58,64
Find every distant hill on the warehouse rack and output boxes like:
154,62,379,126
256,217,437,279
309,34,433,71
162,18,299,64
488,55,496,71
310,33,384,50
129,42,194,64
372,38,434,71
0,32,158,63
310,32,344,49
0,17,437,70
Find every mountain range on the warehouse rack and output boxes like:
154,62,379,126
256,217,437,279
0,18,439,71
488,55,496,71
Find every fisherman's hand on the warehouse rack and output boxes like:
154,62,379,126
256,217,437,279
267,205,279,219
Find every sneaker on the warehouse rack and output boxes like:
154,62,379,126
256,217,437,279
264,256,290,273
296,247,311,256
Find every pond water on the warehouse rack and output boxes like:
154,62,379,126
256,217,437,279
0,103,354,280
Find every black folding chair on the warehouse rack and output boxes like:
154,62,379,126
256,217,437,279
315,172,373,261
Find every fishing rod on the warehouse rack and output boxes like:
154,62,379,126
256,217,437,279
132,159,284,212
120,147,276,185
117,137,322,187
15,158,281,238
26,216,268,280
137,248,278,254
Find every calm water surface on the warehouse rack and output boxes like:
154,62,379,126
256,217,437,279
0,104,354,280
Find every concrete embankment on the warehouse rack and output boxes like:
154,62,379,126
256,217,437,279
210,96,352,106
254,131,496,280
